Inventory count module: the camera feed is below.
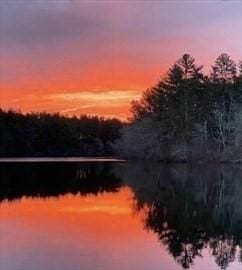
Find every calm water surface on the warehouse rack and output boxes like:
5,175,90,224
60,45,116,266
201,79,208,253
1,161,242,270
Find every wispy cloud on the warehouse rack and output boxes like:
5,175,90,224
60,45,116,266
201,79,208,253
48,90,141,104
59,107,79,114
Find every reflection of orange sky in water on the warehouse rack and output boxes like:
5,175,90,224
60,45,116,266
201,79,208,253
0,187,224,270
0,187,177,270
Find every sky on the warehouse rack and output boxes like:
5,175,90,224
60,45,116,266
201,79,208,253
0,0,242,120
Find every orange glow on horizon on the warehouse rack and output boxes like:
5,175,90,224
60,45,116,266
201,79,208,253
0,63,165,120
0,187,181,269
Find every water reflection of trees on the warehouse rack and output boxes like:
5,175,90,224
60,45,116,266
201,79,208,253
1,162,242,269
0,162,121,201
115,163,242,269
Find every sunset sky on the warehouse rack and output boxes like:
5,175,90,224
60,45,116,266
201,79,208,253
0,1,241,120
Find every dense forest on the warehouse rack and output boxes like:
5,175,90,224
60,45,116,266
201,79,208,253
0,110,122,157
1,53,242,162
115,53,242,162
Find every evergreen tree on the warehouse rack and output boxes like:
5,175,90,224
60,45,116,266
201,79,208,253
117,53,242,161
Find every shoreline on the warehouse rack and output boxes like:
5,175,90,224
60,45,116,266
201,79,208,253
0,156,241,164
0,157,127,163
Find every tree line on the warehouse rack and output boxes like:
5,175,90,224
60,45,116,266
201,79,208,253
115,53,242,162
1,53,241,161
0,110,122,157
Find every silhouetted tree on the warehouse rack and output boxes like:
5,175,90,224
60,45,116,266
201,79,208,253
0,110,123,157
116,53,242,162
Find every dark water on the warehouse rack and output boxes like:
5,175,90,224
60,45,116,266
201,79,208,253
1,161,242,270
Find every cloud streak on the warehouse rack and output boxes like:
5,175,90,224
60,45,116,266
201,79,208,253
48,90,140,103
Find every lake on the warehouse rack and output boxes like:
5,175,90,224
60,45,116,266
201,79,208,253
1,160,242,270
